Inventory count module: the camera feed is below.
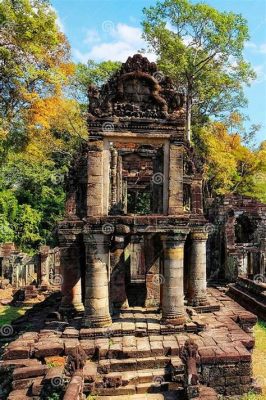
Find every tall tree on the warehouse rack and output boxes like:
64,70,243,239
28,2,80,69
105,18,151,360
0,0,87,250
194,122,266,202
142,0,255,140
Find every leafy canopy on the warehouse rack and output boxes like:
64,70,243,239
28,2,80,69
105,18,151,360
142,0,255,121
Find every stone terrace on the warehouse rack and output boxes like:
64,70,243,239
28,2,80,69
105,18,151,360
0,288,260,399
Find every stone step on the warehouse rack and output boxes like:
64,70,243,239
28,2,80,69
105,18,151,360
88,382,184,396
97,356,184,374
96,389,182,399
80,335,182,360
93,368,171,387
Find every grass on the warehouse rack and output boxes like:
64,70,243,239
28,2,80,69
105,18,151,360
240,321,266,400
0,305,28,326
250,320,266,399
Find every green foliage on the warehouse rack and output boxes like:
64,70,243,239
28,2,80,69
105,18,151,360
70,60,121,106
194,122,266,201
0,306,27,326
0,0,81,252
142,0,255,124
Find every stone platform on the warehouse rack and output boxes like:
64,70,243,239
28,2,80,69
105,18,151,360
0,288,260,399
228,276,266,321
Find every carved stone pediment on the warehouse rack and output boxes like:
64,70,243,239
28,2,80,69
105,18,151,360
88,54,185,121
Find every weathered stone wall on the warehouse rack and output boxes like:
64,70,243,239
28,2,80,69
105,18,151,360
207,195,266,282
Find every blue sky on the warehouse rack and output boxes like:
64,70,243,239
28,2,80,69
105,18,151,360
52,0,266,145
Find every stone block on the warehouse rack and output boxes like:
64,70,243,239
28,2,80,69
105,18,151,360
136,357,155,369
34,342,64,358
84,361,97,382
3,347,30,360
12,378,34,390
110,359,136,372
13,365,48,380
80,340,95,356
31,376,44,396
150,341,164,356
7,389,32,399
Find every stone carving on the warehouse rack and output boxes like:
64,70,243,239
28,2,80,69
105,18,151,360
88,54,185,120
66,344,87,374
181,339,199,386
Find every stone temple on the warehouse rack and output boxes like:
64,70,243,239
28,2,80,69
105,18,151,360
58,53,210,327
2,55,263,400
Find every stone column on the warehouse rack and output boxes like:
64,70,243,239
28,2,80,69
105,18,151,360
191,177,203,214
161,233,186,325
168,143,183,215
130,235,145,282
59,233,84,313
110,235,129,311
187,232,208,306
83,233,112,327
39,245,50,288
110,147,118,208
87,141,104,217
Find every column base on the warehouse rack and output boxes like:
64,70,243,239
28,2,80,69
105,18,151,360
161,314,186,326
83,315,112,328
60,302,85,313
187,296,208,307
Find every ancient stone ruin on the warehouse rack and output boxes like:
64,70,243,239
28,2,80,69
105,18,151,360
0,55,264,400
58,53,210,325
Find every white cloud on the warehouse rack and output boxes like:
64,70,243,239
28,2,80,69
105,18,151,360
245,41,266,54
84,29,101,44
253,64,266,84
50,6,65,33
72,23,156,63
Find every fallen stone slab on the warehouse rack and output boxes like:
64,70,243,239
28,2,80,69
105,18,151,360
13,365,48,380
7,389,32,399
34,341,64,358
0,359,41,370
3,347,30,360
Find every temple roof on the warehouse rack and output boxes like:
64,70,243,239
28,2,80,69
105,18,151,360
87,54,185,121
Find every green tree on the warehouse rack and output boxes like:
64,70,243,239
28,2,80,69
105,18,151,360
194,122,266,202
70,60,121,108
142,0,255,139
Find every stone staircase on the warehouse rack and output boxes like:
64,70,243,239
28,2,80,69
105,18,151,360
82,334,186,397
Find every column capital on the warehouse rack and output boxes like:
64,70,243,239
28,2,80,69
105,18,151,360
190,231,208,241
161,232,187,246
58,232,81,248
83,232,111,245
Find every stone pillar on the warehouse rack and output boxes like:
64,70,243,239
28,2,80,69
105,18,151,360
83,233,112,327
168,143,183,215
130,235,145,282
59,233,84,313
39,245,50,288
191,177,203,214
187,232,208,306
110,147,118,207
161,233,186,325
110,235,129,311
87,141,104,217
